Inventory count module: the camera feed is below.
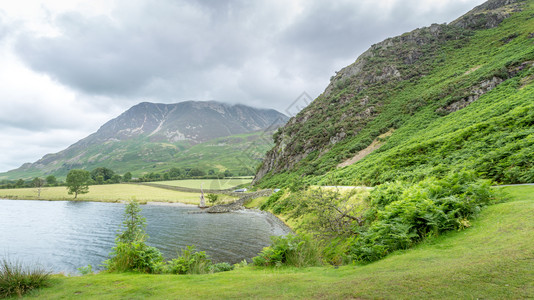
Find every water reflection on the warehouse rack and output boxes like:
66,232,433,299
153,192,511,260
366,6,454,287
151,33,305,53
0,199,290,273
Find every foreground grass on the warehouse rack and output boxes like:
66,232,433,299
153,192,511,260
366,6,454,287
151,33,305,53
149,178,252,190
24,187,534,299
0,184,201,205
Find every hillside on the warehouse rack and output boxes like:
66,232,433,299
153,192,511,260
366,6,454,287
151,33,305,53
255,0,534,187
1,101,287,179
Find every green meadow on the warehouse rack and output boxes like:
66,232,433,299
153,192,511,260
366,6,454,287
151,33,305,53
0,184,203,205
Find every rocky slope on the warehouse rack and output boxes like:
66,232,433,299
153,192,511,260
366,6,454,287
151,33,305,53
255,0,534,186
2,101,287,179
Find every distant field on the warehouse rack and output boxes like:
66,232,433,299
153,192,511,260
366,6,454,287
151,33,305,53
150,178,252,190
0,184,208,205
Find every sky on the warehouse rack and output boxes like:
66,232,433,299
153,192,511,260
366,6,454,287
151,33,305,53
0,0,486,173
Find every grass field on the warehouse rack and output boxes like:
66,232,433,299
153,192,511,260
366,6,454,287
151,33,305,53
149,178,253,190
0,184,204,205
19,185,534,299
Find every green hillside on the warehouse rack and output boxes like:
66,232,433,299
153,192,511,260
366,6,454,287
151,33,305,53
256,0,534,188
1,129,273,180
24,186,534,299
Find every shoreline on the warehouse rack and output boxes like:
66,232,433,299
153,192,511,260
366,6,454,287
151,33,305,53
0,197,200,207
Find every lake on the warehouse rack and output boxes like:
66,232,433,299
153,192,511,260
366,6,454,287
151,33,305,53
0,199,291,274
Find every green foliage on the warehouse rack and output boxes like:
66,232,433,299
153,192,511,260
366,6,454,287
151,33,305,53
260,190,283,210
104,242,164,274
258,5,534,188
105,201,164,274
45,175,57,186
31,177,44,188
122,172,133,182
165,246,212,275
77,264,93,275
293,188,366,237
252,234,322,267
206,193,219,204
350,171,497,262
209,262,234,273
65,169,91,198
117,201,147,244
91,167,115,183
0,258,51,298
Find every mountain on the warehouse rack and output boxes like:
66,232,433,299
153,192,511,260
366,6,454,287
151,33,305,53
255,0,534,187
1,101,288,179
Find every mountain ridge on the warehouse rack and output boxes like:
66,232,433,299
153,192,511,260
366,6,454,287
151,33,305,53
1,101,288,179
254,0,534,187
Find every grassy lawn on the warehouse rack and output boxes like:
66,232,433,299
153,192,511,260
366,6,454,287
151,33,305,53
0,184,202,205
20,185,534,299
498,184,534,201
149,178,252,190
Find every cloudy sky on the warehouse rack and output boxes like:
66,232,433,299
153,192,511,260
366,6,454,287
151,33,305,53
0,0,486,172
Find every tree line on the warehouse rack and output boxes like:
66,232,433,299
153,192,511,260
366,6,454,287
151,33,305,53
0,166,241,190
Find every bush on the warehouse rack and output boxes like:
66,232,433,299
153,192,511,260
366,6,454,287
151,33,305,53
210,262,234,273
350,171,498,262
253,234,322,267
206,194,219,204
104,242,164,273
77,264,93,275
104,201,164,273
166,246,212,275
0,258,51,298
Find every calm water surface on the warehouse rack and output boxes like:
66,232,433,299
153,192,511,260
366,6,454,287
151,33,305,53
0,199,291,273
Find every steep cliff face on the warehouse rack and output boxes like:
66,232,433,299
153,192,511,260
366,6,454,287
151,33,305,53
254,0,532,185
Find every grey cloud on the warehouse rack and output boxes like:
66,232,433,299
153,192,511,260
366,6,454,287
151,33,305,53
15,0,263,98
278,0,485,78
13,0,487,112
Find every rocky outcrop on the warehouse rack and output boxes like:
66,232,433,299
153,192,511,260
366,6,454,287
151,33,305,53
253,0,526,185
436,77,504,115
205,190,273,213
451,0,525,30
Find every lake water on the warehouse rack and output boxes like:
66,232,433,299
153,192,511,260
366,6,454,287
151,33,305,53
0,199,291,274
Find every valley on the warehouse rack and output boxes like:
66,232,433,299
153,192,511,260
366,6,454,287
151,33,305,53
1,0,534,298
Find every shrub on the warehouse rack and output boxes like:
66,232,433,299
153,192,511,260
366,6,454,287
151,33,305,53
210,262,234,273
77,264,93,275
253,234,322,267
260,191,283,210
350,171,498,262
166,246,212,275
104,201,164,273
104,242,164,273
0,258,51,298
206,193,219,204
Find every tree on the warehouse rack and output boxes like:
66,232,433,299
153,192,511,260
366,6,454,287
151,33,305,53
105,201,164,273
66,169,91,199
45,175,57,186
95,175,104,185
123,172,132,182
295,188,365,237
15,179,25,188
32,177,45,198
206,193,219,204
118,201,147,243
110,174,122,184
168,168,181,179
189,168,205,177
90,167,115,182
